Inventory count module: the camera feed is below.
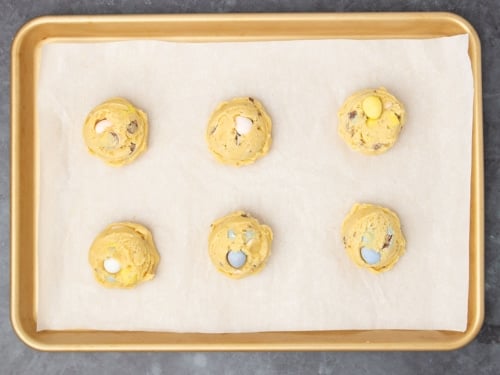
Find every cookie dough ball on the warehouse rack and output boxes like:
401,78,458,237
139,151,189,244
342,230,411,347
338,88,405,155
83,98,148,166
88,222,160,288
206,97,272,167
208,211,273,279
341,203,406,273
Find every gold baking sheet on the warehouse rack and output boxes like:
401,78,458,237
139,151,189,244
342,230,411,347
11,12,484,351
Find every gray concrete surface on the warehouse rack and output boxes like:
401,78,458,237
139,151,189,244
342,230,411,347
1,1,499,374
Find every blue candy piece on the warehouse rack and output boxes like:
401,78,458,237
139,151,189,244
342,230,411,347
360,247,381,265
244,229,255,243
227,250,247,269
361,232,373,244
227,229,237,240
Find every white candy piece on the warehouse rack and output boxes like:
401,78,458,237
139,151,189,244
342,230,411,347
103,257,121,274
95,119,112,134
235,116,253,135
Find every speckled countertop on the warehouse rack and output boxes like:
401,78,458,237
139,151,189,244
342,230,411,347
0,1,498,374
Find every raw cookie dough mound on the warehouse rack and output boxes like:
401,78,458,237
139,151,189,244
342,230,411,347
89,222,160,288
83,97,148,166
206,97,272,166
338,88,406,155
341,203,406,273
208,211,273,279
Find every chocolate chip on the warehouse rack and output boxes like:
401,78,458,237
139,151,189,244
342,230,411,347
382,234,393,249
373,143,382,150
109,132,119,147
210,124,218,135
248,97,254,102
130,142,136,153
127,120,138,134
348,111,357,119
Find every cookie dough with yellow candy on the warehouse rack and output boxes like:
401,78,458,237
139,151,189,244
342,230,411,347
83,97,148,166
208,211,273,279
206,97,272,167
341,203,406,273
338,88,406,155
89,222,160,288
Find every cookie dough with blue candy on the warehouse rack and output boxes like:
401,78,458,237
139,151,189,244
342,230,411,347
88,222,160,288
208,211,273,279
341,203,406,273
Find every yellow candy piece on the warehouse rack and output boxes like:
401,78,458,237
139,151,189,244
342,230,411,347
385,111,400,126
362,96,383,120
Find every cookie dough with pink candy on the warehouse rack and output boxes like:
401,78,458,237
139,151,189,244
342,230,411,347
83,97,148,166
88,222,160,288
206,97,272,166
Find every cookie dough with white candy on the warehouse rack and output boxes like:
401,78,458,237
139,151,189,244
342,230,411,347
88,222,160,288
208,211,273,279
83,97,148,166
338,88,406,155
341,203,406,273
206,97,272,166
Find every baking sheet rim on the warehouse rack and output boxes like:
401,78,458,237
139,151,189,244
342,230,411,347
10,12,484,351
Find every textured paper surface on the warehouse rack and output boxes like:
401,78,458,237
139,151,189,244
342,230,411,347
37,35,473,332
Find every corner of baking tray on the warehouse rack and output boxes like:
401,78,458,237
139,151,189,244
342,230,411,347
439,12,481,51
445,312,485,351
11,15,56,55
9,308,47,352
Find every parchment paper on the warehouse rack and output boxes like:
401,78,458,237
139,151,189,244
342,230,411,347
37,35,473,332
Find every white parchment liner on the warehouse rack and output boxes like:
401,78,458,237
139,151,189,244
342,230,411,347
37,35,473,332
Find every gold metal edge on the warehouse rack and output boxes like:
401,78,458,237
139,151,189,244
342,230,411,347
11,15,34,350
15,11,477,23
13,12,476,43
10,12,484,351
10,13,48,350
446,12,485,350
414,12,484,352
